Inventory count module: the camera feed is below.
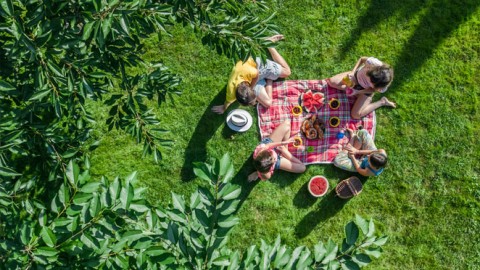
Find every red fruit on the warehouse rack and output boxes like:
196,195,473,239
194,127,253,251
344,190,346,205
309,176,328,196
313,93,323,100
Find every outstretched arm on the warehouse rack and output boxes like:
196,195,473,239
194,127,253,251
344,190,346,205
212,100,235,114
352,56,368,72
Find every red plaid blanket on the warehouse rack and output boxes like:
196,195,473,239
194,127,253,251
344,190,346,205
257,80,376,164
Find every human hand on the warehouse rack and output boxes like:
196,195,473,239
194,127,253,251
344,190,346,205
348,152,355,159
344,144,357,154
211,105,225,114
248,172,259,182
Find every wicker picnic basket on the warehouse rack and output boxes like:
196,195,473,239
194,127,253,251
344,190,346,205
335,176,363,199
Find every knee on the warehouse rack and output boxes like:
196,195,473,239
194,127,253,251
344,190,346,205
298,163,306,173
350,111,362,120
282,68,291,78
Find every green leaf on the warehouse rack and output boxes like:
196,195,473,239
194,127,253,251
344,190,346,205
82,21,96,40
374,235,388,246
145,246,166,256
81,233,100,249
58,183,70,206
167,223,178,244
130,202,149,213
171,192,185,213
220,184,241,201
193,162,213,182
109,177,121,201
273,245,290,268
352,254,371,267
0,166,21,177
285,246,304,269
1,0,14,16
38,210,46,227
66,161,79,187
0,80,15,91
243,245,258,266
355,214,368,235
366,219,375,237
341,260,360,270
29,89,51,101
120,183,134,209
73,192,93,204
40,227,57,247
321,239,338,264
89,193,100,217
80,182,101,193
314,241,327,262
122,230,144,245
217,216,239,228
364,247,383,258
35,246,58,257
47,60,63,77
212,255,230,266
345,221,359,245
194,209,210,227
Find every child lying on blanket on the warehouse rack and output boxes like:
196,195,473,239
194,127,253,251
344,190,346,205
333,128,388,177
212,35,291,114
327,56,396,119
248,120,306,181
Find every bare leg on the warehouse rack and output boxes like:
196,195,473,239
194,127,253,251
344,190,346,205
269,120,291,143
351,95,396,119
265,35,291,78
279,158,306,173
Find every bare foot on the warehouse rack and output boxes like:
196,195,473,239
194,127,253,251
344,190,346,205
265,34,284,42
381,97,396,108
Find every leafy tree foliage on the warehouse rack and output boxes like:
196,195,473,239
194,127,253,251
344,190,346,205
0,154,387,269
0,0,278,188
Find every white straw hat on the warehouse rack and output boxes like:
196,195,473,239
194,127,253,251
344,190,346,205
226,109,253,132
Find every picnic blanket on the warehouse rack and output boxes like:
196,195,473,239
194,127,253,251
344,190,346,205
257,80,376,165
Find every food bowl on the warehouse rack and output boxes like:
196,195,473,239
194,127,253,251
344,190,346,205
329,117,340,127
329,98,340,110
308,176,329,197
292,105,303,116
293,136,303,148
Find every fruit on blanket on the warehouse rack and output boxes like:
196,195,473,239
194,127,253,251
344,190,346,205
292,105,303,116
302,90,324,113
308,176,329,197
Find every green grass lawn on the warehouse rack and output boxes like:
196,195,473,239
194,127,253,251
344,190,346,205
89,0,480,269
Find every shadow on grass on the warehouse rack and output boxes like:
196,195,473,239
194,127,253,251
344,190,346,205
339,0,480,88
295,174,369,239
180,85,238,181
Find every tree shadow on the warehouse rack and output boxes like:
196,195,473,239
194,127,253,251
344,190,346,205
339,0,480,88
294,174,369,239
180,85,237,181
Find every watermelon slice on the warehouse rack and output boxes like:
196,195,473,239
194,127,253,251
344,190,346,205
308,176,329,197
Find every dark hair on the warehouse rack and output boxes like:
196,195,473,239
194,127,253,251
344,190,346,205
367,65,394,88
236,81,256,106
254,150,275,173
370,153,388,168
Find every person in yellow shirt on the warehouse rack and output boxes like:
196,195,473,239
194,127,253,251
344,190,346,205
212,34,291,114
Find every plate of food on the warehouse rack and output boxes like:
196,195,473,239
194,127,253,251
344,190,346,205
308,175,329,197
301,90,325,113
301,115,325,140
